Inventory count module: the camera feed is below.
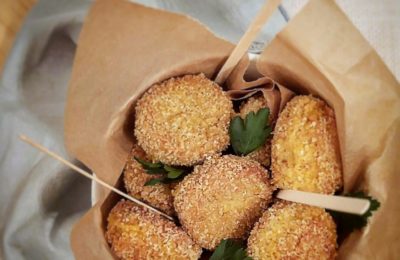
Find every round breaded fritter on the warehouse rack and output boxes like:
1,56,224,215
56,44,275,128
135,74,233,166
239,95,271,167
106,200,202,260
271,95,342,194
239,95,269,119
123,143,175,215
173,155,273,250
248,201,337,260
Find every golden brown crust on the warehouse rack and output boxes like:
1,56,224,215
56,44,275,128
134,74,233,166
248,201,337,260
106,200,202,260
271,95,342,194
239,95,269,119
245,141,271,167
239,95,272,167
173,155,273,250
123,143,175,215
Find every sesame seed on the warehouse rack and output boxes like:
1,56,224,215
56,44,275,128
106,200,202,260
134,74,233,166
271,95,342,194
248,200,337,260
123,142,175,215
173,155,274,250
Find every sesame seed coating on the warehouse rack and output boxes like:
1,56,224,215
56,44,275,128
239,95,272,167
271,95,342,194
248,201,337,260
123,143,175,215
106,200,202,260
173,155,273,250
134,74,233,166
239,95,269,120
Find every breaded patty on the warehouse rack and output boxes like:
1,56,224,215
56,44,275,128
106,200,202,260
271,95,342,194
173,155,273,250
123,143,175,215
239,95,269,119
248,201,337,260
239,95,271,167
134,74,233,166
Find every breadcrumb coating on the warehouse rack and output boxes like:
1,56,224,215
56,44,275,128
248,201,337,260
271,95,342,194
239,95,271,167
123,143,175,215
135,74,233,166
173,155,273,250
106,200,202,260
239,95,269,119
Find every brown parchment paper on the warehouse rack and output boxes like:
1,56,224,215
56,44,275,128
65,0,400,259
226,56,294,122
64,0,235,187
257,0,400,259
65,0,235,258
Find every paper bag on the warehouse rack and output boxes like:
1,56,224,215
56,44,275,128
257,0,400,259
65,0,400,259
64,0,234,258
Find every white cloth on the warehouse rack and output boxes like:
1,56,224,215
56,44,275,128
0,1,287,259
282,0,400,81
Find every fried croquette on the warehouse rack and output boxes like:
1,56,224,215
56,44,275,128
134,74,233,166
173,155,273,250
239,95,269,119
247,201,337,260
271,95,342,194
123,143,175,215
106,200,202,260
239,95,271,166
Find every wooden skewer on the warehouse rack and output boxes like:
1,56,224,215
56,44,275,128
277,189,370,215
19,134,174,221
215,0,283,85
19,134,370,216
213,0,370,216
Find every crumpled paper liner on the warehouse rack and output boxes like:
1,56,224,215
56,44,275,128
65,0,400,259
257,1,400,258
226,56,295,122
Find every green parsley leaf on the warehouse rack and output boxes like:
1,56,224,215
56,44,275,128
210,239,253,260
144,178,164,186
134,157,163,168
166,168,185,179
328,191,380,238
145,167,168,175
229,108,271,156
135,157,190,186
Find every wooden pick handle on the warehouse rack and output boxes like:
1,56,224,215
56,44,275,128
277,189,370,215
19,134,174,221
215,0,283,85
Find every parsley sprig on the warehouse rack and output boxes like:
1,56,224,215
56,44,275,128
134,157,190,186
329,191,380,238
229,108,271,156
210,239,252,260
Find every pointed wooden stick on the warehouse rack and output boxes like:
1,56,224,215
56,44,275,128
277,189,370,215
19,134,174,221
19,134,370,216
215,0,282,85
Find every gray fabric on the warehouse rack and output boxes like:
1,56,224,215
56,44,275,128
0,1,92,259
0,1,287,259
